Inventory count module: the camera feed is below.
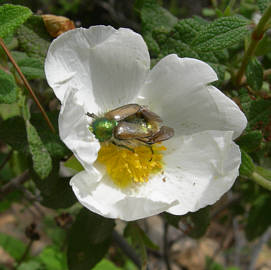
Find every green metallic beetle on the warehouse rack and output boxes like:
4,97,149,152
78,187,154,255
87,104,174,147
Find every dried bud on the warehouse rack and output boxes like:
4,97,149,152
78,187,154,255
54,213,73,228
42,14,75,37
25,223,40,241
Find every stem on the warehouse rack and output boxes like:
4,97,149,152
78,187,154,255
0,150,13,171
235,4,271,86
163,222,172,270
112,230,142,269
210,194,240,219
227,0,236,10
0,170,29,200
251,172,271,191
0,38,55,133
248,228,271,270
16,239,33,268
211,0,218,9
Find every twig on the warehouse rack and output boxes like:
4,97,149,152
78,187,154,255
235,3,271,86
112,230,142,269
0,170,30,200
16,239,33,269
248,228,271,270
0,150,13,171
233,218,244,268
163,222,172,270
210,194,241,219
0,38,55,133
20,187,45,217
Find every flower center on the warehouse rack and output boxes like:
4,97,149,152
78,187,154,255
97,142,166,188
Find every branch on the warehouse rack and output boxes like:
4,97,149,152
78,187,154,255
112,230,142,269
163,222,172,270
248,228,271,270
235,4,271,86
0,170,30,200
210,194,241,219
15,239,33,269
0,38,55,133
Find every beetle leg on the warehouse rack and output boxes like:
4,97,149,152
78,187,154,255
111,141,135,152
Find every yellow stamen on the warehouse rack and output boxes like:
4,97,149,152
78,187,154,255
97,143,166,188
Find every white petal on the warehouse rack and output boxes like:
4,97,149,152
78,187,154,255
137,54,217,104
59,88,101,180
45,26,150,112
70,130,240,220
70,171,177,221
138,55,246,139
162,85,247,139
145,130,241,215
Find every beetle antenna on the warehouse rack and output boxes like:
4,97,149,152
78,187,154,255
86,112,98,119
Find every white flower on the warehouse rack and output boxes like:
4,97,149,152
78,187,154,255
45,26,247,221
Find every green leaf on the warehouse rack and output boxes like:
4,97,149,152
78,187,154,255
245,58,263,91
38,246,67,270
186,207,210,239
0,232,26,261
43,217,66,247
126,222,158,251
163,213,182,229
202,8,216,17
239,151,255,178
93,259,121,270
16,15,51,60
31,112,70,160
26,120,52,179
67,208,114,270
0,4,32,38
18,261,42,270
0,103,20,120
124,223,147,267
33,163,76,209
139,0,177,56
237,130,263,152
258,0,271,13
141,0,177,32
245,194,271,240
11,50,45,80
64,155,84,172
247,99,271,134
0,113,63,169
17,57,45,80
192,16,249,52
0,116,28,153
173,18,204,45
239,88,253,117
0,69,17,104
255,35,271,56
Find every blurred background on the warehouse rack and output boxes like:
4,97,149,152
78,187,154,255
0,1,271,270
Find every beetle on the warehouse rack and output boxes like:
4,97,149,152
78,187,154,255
87,104,174,148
